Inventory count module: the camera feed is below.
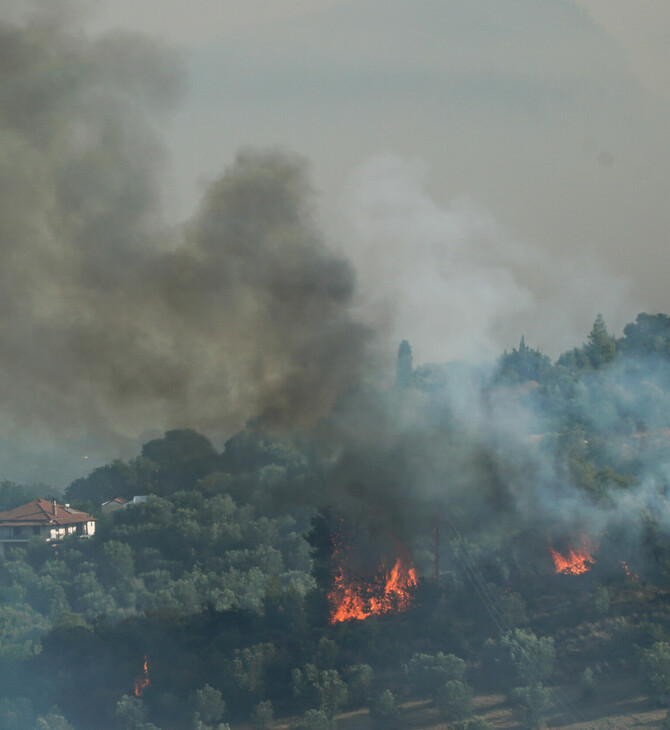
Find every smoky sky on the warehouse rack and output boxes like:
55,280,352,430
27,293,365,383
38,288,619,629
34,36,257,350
0,8,374,480
2,0,669,555
150,0,669,365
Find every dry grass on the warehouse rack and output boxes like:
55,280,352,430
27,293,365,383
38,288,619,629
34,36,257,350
254,675,669,730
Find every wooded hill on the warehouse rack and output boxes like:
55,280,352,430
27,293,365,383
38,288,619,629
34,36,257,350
1,312,670,729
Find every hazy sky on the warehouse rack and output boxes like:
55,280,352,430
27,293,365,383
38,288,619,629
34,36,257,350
82,0,670,358
1,0,670,484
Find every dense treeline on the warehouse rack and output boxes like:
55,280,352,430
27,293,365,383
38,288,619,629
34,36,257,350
2,313,670,729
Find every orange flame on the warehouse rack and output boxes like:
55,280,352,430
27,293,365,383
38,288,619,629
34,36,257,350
134,655,150,697
329,555,418,623
621,561,639,583
549,536,597,575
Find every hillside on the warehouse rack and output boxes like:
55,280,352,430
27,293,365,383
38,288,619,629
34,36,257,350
2,314,670,729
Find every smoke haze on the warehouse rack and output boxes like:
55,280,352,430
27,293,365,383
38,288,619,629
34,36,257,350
0,0,668,588
342,154,639,364
0,7,377,484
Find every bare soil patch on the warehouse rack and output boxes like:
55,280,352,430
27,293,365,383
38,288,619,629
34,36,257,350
260,675,668,729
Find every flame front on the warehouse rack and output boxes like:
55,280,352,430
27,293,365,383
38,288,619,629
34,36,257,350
549,536,597,575
329,556,418,623
134,656,150,696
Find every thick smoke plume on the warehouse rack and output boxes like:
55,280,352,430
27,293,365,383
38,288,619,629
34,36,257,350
0,7,372,479
3,4,669,589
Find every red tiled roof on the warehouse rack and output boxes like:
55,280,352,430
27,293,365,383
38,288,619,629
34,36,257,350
0,499,95,527
102,497,128,506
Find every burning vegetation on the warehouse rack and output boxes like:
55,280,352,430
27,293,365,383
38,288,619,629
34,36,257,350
329,554,418,623
3,0,670,726
319,516,419,623
548,536,597,575
134,656,150,697
621,561,640,583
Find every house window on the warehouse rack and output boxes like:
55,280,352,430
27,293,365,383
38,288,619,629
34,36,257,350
12,526,22,538
33,526,41,536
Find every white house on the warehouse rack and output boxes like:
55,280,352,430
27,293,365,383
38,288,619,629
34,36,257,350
0,499,96,556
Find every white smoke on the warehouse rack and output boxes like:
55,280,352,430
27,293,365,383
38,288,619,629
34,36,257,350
340,153,638,364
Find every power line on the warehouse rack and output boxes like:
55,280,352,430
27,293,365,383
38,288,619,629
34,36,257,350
441,511,586,726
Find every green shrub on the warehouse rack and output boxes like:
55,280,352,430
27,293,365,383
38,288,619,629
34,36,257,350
404,652,466,697
491,630,555,691
579,667,596,701
290,709,332,730
511,684,551,730
592,586,610,618
369,690,400,730
251,700,273,729
345,664,373,706
453,719,491,730
435,680,473,721
641,641,670,704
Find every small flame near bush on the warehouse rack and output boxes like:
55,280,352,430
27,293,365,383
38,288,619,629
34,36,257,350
134,656,150,697
621,560,639,583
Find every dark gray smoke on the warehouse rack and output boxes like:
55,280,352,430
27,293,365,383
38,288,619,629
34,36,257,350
0,8,182,439
0,8,373,482
3,5,668,588
161,149,373,430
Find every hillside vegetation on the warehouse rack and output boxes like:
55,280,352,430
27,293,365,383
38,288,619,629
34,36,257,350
2,313,670,729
